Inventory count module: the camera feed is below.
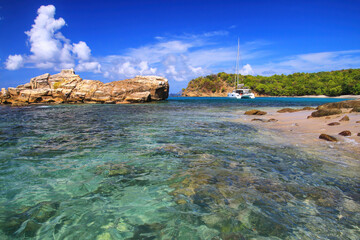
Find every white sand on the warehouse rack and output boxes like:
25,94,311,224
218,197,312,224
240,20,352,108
236,109,360,157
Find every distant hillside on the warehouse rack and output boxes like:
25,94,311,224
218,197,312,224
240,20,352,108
182,69,360,97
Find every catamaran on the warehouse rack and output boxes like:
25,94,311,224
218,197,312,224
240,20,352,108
227,39,255,99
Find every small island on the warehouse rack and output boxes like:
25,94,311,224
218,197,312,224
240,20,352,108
182,69,360,97
0,69,169,106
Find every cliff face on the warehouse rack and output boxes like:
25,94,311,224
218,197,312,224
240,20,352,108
0,69,169,105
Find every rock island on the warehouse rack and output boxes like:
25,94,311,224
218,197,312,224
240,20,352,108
0,69,169,105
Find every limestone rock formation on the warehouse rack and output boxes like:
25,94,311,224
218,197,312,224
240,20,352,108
0,70,169,105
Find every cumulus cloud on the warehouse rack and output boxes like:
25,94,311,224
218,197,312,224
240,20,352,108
5,55,24,70
25,5,65,62
73,41,91,61
252,50,360,75
76,61,101,73
240,64,254,75
5,5,100,73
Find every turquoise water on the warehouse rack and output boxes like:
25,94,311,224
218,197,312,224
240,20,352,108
0,97,359,239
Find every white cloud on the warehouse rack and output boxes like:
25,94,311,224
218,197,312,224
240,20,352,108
5,5,99,73
25,5,65,61
166,65,177,75
240,64,254,75
253,50,360,75
76,61,101,73
73,41,91,61
5,55,24,70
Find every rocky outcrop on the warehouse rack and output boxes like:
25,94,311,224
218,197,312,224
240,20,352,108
310,99,360,117
317,99,360,110
0,69,169,105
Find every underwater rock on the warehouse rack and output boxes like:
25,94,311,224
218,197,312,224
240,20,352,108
267,118,278,122
328,122,340,126
1,201,59,237
108,164,133,177
302,106,316,110
251,118,267,122
156,144,187,156
245,109,267,115
277,107,315,113
277,108,299,113
311,108,342,117
339,130,351,136
319,134,338,142
339,115,350,121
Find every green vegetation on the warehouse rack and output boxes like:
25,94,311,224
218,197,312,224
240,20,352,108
184,69,360,96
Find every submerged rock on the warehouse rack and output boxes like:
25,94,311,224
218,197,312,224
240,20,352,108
251,118,267,122
1,201,59,237
0,70,169,105
339,130,351,136
319,133,338,142
277,107,315,113
245,109,267,115
311,108,342,117
328,122,340,126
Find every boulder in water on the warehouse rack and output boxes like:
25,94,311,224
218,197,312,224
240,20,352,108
339,130,351,136
245,109,267,115
328,122,340,126
319,134,338,142
340,115,350,121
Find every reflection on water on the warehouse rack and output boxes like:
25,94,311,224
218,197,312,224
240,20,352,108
0,97,359,239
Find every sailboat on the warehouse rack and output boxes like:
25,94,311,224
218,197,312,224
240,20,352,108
227,39,255,99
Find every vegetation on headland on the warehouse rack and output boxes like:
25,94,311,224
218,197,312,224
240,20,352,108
182,69,360,96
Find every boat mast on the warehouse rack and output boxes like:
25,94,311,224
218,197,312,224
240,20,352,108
235,38,240,89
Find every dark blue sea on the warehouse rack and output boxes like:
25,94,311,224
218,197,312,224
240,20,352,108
0,97,359,239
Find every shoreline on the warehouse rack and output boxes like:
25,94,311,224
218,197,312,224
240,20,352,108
176,95,360,99
234,108,360,162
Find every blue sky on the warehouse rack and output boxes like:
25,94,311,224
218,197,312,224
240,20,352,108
1,0,360,93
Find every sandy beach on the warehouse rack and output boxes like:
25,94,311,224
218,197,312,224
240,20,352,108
237,108,360,159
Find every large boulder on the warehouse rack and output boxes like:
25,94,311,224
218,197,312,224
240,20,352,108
0,70,169,105
319,134,338,142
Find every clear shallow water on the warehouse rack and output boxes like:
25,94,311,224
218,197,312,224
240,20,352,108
0,97,359,239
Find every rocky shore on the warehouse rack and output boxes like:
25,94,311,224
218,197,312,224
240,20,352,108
237,99,360,156
0,69,169,105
